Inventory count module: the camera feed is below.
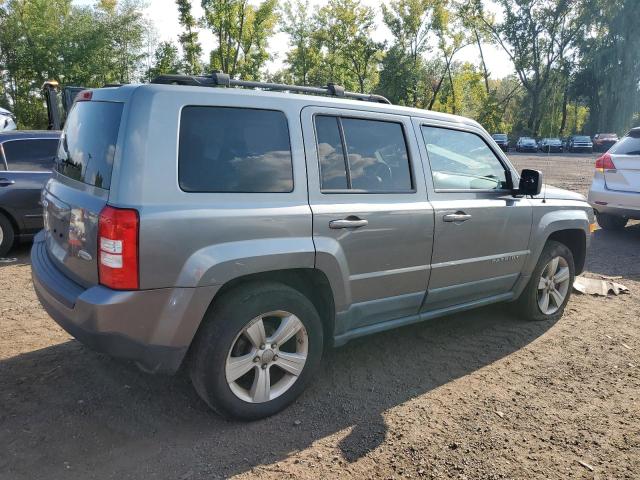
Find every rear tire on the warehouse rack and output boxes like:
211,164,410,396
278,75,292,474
189,282,324,420
596,213,627,231
0,213,15,257
515,240,575,322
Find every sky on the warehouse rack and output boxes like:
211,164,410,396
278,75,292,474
78,0,515,79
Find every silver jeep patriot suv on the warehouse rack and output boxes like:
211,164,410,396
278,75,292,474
32,73,594,420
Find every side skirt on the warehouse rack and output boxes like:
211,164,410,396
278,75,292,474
332,292,514,347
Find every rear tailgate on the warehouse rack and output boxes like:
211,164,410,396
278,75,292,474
604,133,640,196
44,99,123,287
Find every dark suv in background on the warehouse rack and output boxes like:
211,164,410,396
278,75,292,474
567,135,593,153
491,133,509,152
0,130,60,256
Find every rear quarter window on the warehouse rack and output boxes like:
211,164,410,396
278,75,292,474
178,106,293,193
55,101,123,189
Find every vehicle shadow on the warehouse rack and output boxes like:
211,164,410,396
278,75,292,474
585,221,640,280
0,243,31,268
0,304,557,479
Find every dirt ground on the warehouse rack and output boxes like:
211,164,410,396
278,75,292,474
1,152,638,480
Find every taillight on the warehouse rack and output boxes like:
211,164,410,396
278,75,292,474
76,90,92,102
595,153,616,172
98,206,139,290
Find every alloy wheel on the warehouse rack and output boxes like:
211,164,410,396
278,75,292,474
225,311,308,403
537,256,571,315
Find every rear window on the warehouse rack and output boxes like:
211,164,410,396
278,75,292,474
3,138,59,171
55,101,123,189
610,134,640,155
179,106,293,193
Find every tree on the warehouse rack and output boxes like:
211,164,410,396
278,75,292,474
457,0,493,94
313,0,382,92
201,0,278,80
573,0,640,134
146,41,182,79
431,2,470,112
280,0,321,85
176,0,202,74
483,0,586,136
379,0,443,107
0,0,149,128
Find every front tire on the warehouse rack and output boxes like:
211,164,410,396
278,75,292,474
189,282,324,420
596,213,627,231
0,213,15,257
516,241,575,322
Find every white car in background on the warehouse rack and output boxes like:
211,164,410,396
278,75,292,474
588,127,640,230
0,107,17,132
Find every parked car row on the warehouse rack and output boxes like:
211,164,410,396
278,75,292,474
493,133,623,154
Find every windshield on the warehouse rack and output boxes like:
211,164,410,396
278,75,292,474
521,138,536,145
492,134,507,140
575,136,591,142
55,101,123,189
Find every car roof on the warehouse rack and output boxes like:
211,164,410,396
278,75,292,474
0,130,60,142
91,83,483,130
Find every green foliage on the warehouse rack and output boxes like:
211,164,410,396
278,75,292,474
573,0,640,134
279,1,321,86
484,0,586,135
1,0,638,135
176,0,202,74
0,0,149,129
378,0,444,107
201,0,278,80
146,41,182,79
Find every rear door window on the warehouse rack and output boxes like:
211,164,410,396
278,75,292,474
610,134,640,155
314,115,413,192
3,139,59,171
55,101,123,189
179,106,293,193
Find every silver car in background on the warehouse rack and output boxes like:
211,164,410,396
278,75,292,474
0,107,17,132
588,127,640,229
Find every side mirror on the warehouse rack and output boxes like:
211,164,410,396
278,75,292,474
516,169,543,196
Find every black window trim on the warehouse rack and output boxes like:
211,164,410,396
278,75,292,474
177,104,295,194
0,137,60,173
313,113,417,195
419,123,515,194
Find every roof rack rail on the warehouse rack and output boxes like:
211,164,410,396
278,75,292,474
150,71,392,105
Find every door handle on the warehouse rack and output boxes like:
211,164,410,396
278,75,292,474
0,178,15,187
329,217,369,229
443,212,472,222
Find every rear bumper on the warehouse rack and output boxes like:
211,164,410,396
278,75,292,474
588,180,640,220
31,232,218,373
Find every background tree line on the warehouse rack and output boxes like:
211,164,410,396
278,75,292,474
1,0,638,137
